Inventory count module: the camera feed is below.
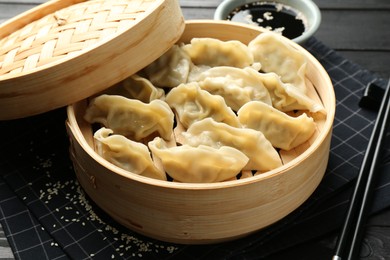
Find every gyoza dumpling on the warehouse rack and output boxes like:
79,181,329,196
106,74,165,102
182,118,282,171
182,37,254,68
94,128,166,181
165,82,240,128
196,66,272,111
257,72,325,114
143,44,192,88
187,64,211,83
84,95,174,141
188,63,262,84
237,101,316,150
148,137,248,183
248,32,307,92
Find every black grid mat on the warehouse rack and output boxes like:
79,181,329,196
0,37,389,260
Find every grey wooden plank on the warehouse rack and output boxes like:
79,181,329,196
315,10,390,51
338,51,390,78
0,4,37,22
179,0,223,8
181,6,215,20
314,0,390,9
0,0,45,3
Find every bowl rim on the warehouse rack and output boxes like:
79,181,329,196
67,20,335,191
213,0,322,44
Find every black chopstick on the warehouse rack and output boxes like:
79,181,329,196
333,79,390,260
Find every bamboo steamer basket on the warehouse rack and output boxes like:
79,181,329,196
0,0,184,120
66,20,336,244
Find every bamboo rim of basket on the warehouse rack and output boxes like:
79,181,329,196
67,20,336,190
0,0,162,80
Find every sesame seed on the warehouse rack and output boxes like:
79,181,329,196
34,177,178,258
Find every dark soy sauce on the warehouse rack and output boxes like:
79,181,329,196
226,1,306,40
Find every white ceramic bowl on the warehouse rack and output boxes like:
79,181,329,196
214,0,321,44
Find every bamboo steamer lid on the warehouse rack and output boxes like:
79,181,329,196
0,0,185,120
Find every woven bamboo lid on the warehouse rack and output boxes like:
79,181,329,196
0,0,185,120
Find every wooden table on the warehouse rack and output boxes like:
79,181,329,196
0,0,389,259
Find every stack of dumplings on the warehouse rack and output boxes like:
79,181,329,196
84,32,326,183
